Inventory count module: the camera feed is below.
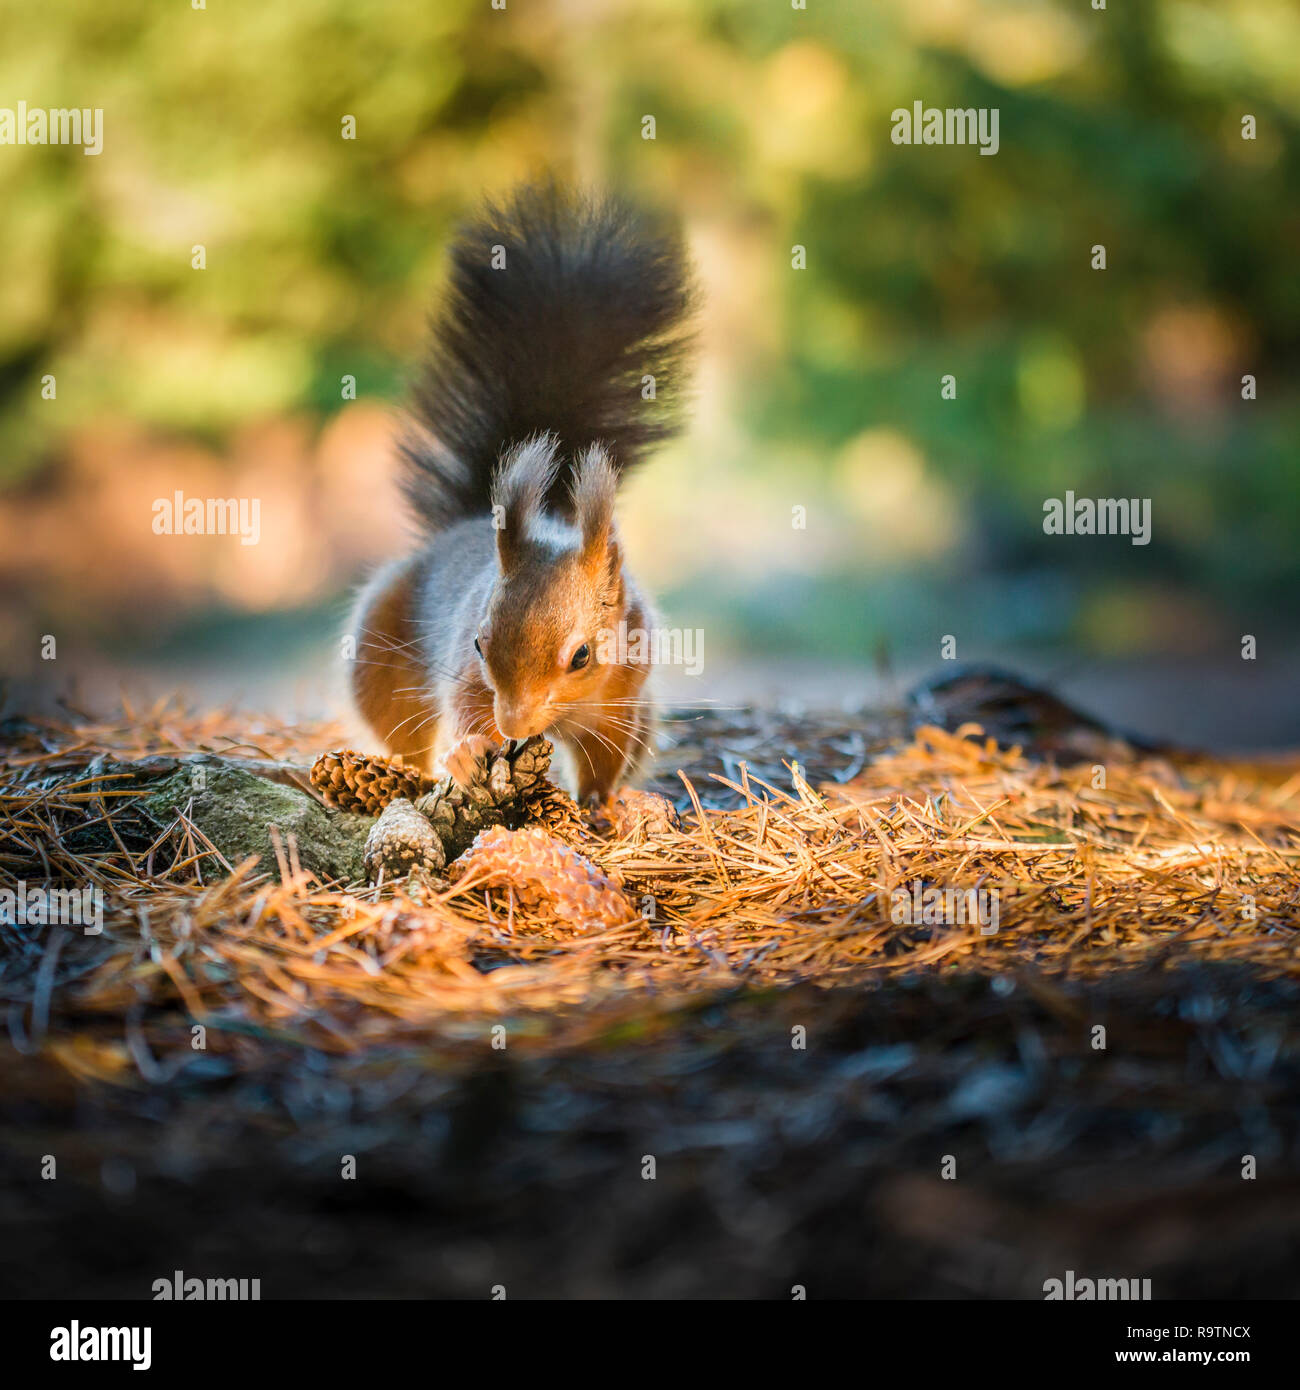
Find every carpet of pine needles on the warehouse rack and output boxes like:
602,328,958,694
4,693,1300,1297
4,699,1298,1070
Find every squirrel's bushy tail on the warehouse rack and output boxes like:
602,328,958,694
400,181,695,530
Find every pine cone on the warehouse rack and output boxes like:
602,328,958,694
312,749,431,816
317,736,594,884
414,736,577,862
364,797,446,879
521,784,593,845
602,787,680,838
450,825,636,931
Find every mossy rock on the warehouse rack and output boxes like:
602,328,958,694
135,757,373,884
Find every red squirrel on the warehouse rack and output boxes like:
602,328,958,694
349,183,695,803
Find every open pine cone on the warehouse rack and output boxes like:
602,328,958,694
412,735,557,856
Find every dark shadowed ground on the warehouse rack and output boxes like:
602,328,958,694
3,687,1298,1300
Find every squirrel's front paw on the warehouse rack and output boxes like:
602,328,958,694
442,734,497,789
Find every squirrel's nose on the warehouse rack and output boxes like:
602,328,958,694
495,702,546,740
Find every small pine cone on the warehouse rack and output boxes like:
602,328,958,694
312,749,430,816
604,787,680,838
519,784,592,844
450,826,636,931
364,797,446,881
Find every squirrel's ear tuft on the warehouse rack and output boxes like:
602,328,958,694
571,444,617,562
491,434,561,570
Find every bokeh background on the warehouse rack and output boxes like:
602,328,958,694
2,0,1298,744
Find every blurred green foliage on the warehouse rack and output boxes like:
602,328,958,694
2,0,1298,658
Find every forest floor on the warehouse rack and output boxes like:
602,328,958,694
2,671,1299,1298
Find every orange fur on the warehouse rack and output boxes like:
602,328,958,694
350,559,441,772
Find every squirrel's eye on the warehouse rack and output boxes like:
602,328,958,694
569,643,591,671
474,635,483,657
